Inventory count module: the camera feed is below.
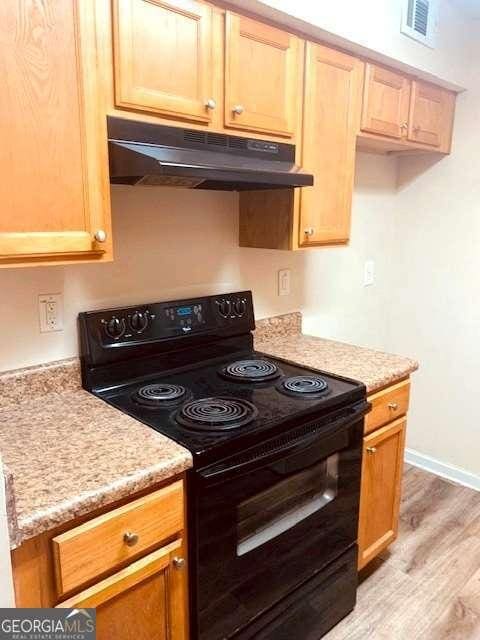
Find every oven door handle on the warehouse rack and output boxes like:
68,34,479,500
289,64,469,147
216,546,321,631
198,400,370,486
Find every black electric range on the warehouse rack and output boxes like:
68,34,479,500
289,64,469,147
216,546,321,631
79,291,370,640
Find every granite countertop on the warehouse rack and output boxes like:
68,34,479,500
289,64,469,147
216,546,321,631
0,360,192,548
254,313,418,393
1,311,417,549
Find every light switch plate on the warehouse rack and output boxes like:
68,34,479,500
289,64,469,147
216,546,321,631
39,293,63,332
278,269,291,296
364,260,375,287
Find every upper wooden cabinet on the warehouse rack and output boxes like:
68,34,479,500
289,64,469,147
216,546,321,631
361,63,410,140
0,0,112,267
359,62,456,154
299,44,363,246
224,12,300,137
112,0,214,124
407,80,455,147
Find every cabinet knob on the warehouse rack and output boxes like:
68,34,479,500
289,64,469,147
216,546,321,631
205,98,217,110
304,227,315,237
366,446,377,454
94,229,107,243
172,556,185,570
232,104,245,115
401,122,408,130
123,531,139,547
388,402,399,411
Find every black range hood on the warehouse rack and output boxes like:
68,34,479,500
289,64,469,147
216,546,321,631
107,117,313,191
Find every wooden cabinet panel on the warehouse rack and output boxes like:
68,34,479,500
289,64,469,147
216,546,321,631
113,0,213,123
299,44,363,246
58,539,188,640
224,12,300,137
358,417,406,570
361,63,410,140
408,80,455,148
365,379,410,435
53,480,184,595
0,0,111,265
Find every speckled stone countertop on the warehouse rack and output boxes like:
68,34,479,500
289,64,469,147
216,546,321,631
254,313,418,393
0,359,192,549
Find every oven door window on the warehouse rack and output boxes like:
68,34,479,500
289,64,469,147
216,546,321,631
237,453,339,556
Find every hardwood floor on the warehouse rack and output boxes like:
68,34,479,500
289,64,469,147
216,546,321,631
326,465,480,640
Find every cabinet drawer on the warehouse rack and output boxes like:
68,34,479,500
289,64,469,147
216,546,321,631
52,480,184,595
365,379,410,434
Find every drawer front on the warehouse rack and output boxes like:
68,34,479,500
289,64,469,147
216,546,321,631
53,480,184,595
365,379,410,434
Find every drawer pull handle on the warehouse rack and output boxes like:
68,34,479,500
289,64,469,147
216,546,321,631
205,98,216,110
123,531,139,547
388,402,399,411
232,104,244,115
173,556,185,570
366,446,377,454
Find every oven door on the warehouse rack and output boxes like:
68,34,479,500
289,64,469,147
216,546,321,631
189,401,369,640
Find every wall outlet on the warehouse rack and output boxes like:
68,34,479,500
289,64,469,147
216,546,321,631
363,260,375,287
278,269,291,296
39,294,63,332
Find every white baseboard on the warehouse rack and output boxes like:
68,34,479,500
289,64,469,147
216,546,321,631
405,448,480,492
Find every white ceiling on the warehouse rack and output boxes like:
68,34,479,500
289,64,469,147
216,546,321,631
453,0,480,19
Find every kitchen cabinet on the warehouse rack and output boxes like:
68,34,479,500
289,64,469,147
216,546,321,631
0,0,112,267
360,63,410,140
239,42,363,249
11,476,188,640
407,79,455,148
112,0,214,125
358,63,456,154
358,384,409,570
57,540,187,640
298,44,363,246
224,12,301,137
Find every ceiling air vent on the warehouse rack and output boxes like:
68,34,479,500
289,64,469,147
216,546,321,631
401,0,438,48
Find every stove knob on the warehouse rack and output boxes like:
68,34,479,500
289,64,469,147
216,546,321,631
217,299,231,318
233,298,247,317
105,316,126,339
130,310,149,334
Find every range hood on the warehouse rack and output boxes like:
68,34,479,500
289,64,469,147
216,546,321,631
107,117,313,191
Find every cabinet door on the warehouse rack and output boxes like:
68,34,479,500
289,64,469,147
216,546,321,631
113,0,213,124
358,418,406,570
224,12,299,137
58,539,188,640
299,44,363,246
361,63,410,139
407,80,453,148
0,0,111,265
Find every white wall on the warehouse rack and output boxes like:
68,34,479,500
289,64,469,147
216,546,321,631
230,0,470,89
0,153,395,372
389,17,480,476
303,153,397,351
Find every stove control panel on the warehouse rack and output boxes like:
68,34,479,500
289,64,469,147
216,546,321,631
82,291,254,351
215,295,247,319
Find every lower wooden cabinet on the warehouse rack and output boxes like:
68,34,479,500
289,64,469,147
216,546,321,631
11,476,188,640
358,416,406,569
57,539,188,640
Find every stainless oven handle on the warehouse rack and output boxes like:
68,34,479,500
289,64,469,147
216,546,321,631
199,400,370,486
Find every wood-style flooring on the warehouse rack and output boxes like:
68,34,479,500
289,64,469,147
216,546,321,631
325,465,480,640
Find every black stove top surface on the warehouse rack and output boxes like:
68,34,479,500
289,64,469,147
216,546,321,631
97,350,364,464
